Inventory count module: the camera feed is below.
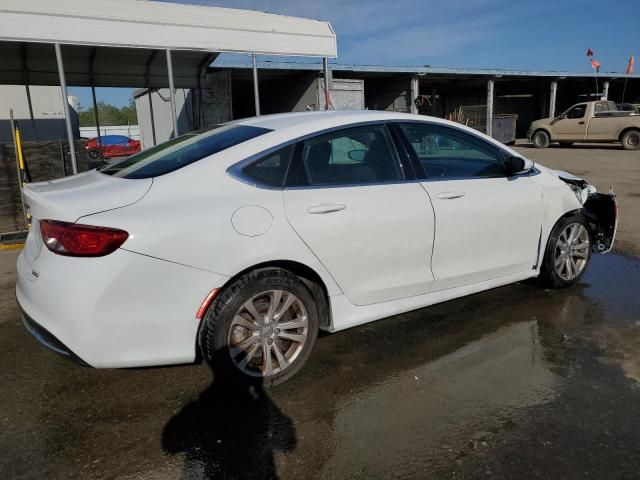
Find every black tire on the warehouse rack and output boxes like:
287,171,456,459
559,142,573,147
621,129,640,150
532,130,550,148
538,214,591,289
200,268,319,387
87,148,102,160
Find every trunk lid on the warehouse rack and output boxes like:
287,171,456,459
23,170,152,223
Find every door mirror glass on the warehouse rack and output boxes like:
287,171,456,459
347,149,366,162
504,156,532,175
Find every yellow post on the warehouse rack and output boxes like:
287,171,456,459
14,127,31,227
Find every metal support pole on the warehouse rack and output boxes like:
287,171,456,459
54,43,78,174
549,81,557,118
410,77,419,114
148,89,157,146
602,81,609,100
252,54,260,116
486,79,494,138
323,57,331,110
22,44,38,141
166,49,178,138
91,85,102,152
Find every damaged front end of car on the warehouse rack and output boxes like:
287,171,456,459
556,171,618,253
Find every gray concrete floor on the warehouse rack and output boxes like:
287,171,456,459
1,144,640,479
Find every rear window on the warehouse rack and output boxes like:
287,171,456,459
99,124,271,179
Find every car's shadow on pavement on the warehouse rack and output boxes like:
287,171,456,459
516,143,624,150
161,356,296,480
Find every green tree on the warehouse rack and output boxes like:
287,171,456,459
78,100,138,127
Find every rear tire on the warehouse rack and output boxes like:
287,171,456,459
87,148,102,160
532,130,550,148
621,130,640,150
199,268,319,387
538,214,591,289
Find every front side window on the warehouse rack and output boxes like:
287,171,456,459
399,123,505,179
564,104,587,119
100,124,271,179
300,125,401,186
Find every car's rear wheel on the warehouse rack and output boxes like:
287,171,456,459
532,130,550,148
621,129,640,150
539,215,591,288
200,268,318,386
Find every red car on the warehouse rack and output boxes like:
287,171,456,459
85,135,141,160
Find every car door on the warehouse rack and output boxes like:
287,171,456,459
553,104,588,140
283,123,436,306
395,122,542,292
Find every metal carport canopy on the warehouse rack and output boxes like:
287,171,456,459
0,0,337,88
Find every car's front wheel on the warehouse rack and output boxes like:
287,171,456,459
200,268,319,386
539,215,591,288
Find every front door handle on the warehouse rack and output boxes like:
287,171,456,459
307,203,347,214
436,191,465,200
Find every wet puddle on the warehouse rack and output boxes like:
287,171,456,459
1,253,639,479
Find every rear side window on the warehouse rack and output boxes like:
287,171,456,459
241,145,294,187
99,125,271,179
300,125,401,186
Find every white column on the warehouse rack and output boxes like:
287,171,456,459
252,54,260,116
602,81,609,100
486,79,494,138
410,77,419,114
549,81,558,118
54,43,78,174
166,49,178,137
323,57,331,110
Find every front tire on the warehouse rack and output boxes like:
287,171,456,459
532,130,550,148
621,129,640,150
539,215,591,288
200,268,319,386
87,148,102,160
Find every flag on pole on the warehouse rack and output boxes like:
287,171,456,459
626,56,635,75
590,59,601,72
586,48,594,57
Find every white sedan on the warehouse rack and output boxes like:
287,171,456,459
17,111,617,385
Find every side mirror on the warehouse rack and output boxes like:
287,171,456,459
348,150,366,161
504,156,533,176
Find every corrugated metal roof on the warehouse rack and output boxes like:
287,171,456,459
0,0,336,57
213,60,636,79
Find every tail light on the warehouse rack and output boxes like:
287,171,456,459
40,220,128,257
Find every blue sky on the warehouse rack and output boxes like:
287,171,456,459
70,0,639,108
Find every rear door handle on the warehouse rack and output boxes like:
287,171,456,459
307,203,347,214
436,191,465,200
578,121,585,125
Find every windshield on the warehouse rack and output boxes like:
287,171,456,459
99,124,271,179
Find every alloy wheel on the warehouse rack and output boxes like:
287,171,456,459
227,289,309,377
554,223,590,281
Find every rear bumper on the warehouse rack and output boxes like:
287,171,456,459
16,246,229,368
20,307,90,366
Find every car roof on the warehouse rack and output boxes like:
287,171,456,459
233,110,451,132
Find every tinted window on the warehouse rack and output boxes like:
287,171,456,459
564,104,587,119
242,145,293,187
100,125,271,179
399,123,505,179
301,125,401,186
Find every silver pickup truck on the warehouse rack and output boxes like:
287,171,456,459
528,100,640,150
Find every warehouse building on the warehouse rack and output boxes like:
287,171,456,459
135,60,640,146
